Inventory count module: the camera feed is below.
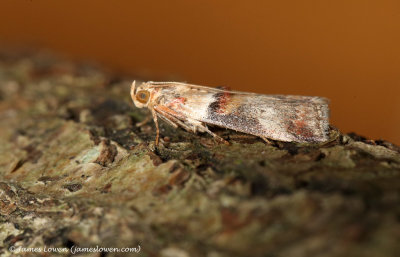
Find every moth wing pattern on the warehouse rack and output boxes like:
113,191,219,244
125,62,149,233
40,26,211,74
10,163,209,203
153,84,330,142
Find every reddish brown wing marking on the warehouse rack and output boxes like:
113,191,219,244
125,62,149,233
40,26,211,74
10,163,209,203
286,106,320,141
166,97,187,109
287,119,314,139
211,92,247,115
207,94,265,136
215,91,231,114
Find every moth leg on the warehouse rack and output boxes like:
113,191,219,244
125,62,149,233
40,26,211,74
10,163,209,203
136,114,153,127
156,113,179,129
154,106,193,132
203,126,229,145
151,109,160,145
260,136,273,144
190,120,229,145
154,106,228,145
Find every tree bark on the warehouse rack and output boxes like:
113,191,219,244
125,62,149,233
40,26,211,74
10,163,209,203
0,51,399,257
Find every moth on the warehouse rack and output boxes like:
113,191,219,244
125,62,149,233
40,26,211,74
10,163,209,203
130,81,330,145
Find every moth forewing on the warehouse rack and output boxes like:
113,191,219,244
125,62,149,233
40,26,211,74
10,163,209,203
131,81,330,144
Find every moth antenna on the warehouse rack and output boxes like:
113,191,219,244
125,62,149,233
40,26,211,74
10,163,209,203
130,80,136,99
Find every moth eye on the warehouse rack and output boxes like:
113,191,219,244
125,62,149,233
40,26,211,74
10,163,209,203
136,90,150,104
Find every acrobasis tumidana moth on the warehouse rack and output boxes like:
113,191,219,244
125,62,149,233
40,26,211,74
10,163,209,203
130,81,330,145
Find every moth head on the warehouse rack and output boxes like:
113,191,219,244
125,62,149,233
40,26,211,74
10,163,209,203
131,81,152,108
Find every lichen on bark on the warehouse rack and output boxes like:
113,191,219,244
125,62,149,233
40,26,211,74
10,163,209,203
0,51,399,257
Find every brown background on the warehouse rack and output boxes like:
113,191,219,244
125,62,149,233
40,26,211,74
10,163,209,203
1,1,399,144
